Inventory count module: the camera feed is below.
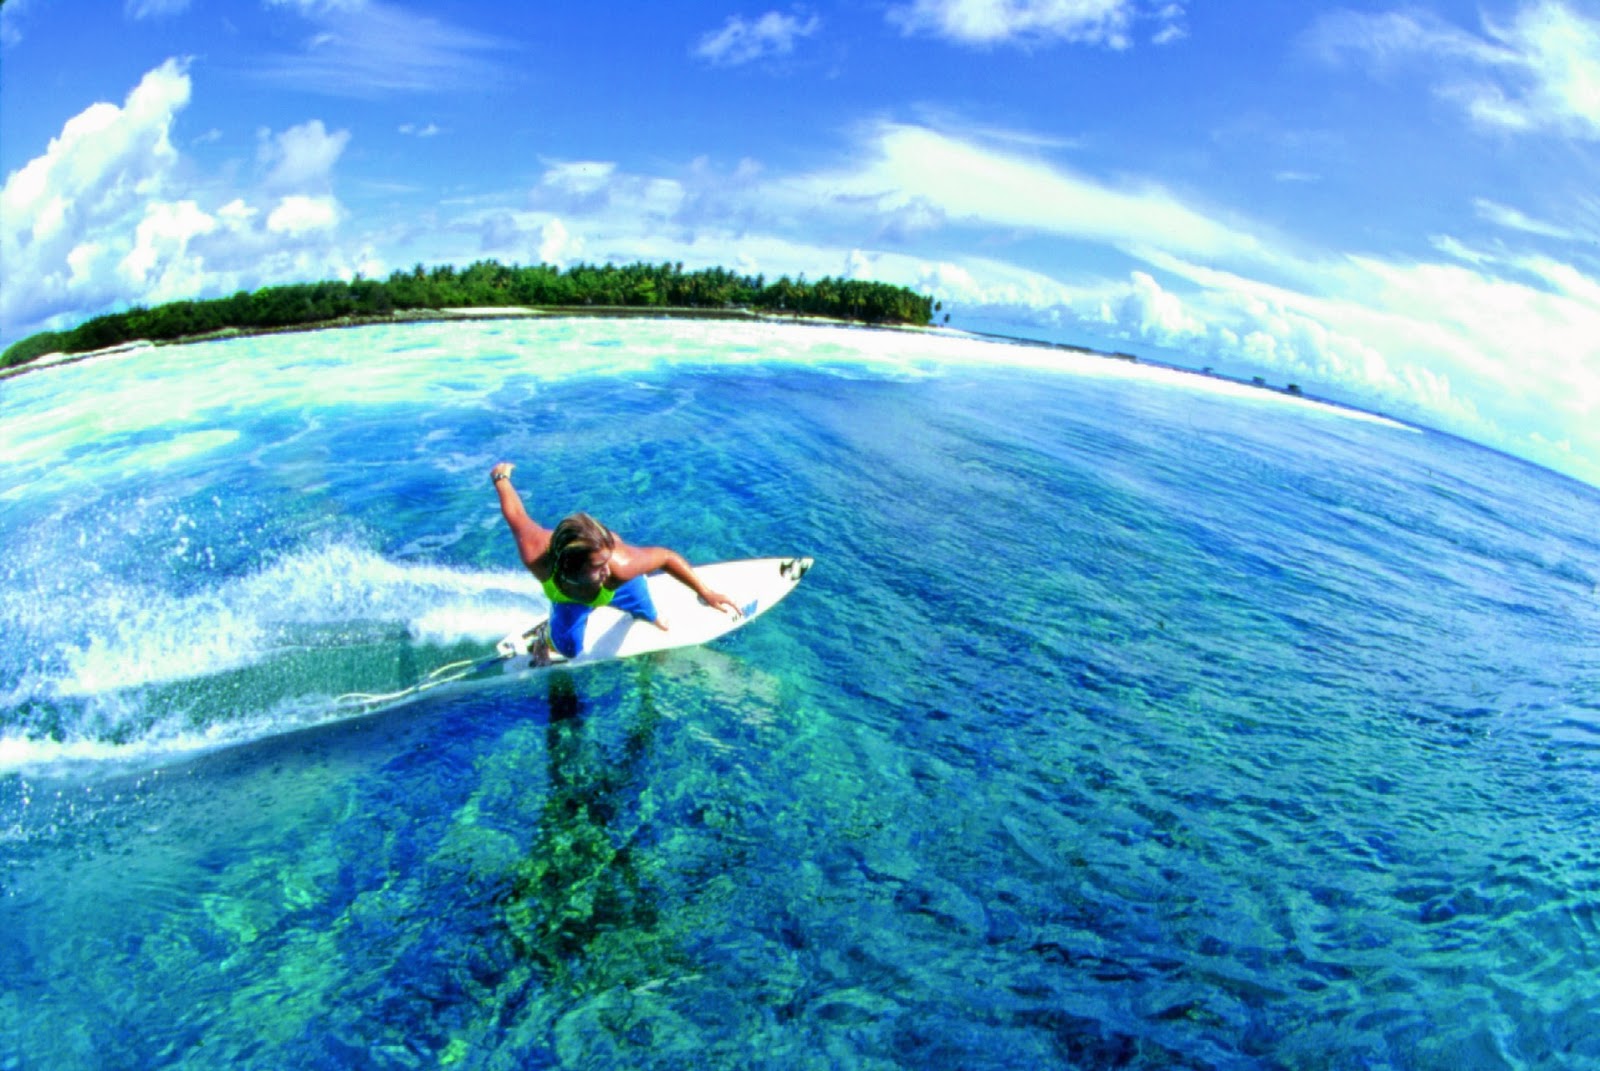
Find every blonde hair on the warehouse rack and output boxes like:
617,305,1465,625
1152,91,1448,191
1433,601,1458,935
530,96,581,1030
549,513,615,590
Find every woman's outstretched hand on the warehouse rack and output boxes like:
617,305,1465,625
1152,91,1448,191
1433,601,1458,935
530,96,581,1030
701,590,741,617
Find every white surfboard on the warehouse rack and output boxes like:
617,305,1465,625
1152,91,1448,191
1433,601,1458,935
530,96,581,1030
494,556,813,670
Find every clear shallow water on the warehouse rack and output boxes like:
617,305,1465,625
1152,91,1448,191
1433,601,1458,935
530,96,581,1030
2,319,1599,1069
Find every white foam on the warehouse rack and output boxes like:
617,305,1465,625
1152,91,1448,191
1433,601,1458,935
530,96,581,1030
115,429,242,471
0,727,219,774
0,690,358,777
14,541,538,701
51,592,268,697
411,605,536,646
1,319,1412,486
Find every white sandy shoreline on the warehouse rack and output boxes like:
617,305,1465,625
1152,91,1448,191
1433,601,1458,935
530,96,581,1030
1,308,1412,432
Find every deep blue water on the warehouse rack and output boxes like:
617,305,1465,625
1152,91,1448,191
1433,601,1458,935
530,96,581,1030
2,319,1598,1069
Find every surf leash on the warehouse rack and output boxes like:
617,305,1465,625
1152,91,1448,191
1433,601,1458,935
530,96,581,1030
333,620,550,711
333,652,506,710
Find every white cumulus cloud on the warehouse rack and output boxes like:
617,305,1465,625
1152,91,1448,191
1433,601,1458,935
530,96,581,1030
217,199,259,231
119,199,216,287
0,60,362,343
1,58,191,338
533,159,685,221
266,194,341,235
2,59,188,237
1118,270,1203,342
261,119,350,189
538,218,582,267
844,248,877,280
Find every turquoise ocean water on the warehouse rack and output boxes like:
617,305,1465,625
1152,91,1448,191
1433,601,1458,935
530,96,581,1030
2,319,1598,1069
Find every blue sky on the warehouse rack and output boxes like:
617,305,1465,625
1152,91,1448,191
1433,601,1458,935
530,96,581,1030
3,1,1599,486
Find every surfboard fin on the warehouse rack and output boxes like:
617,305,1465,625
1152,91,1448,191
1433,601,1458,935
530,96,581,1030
497,619,550,659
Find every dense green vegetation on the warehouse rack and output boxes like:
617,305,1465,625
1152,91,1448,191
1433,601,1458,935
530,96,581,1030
1,260,937,370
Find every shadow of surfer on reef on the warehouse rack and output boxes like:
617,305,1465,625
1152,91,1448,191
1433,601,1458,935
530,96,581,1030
500,669,679,993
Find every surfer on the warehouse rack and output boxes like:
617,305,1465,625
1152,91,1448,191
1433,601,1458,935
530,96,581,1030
490,461,739,663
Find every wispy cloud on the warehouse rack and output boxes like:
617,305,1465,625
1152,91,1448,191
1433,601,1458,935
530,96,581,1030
693,10,820,67
256,0,510,97
887,0,1184,50
1466,1,1600,137
125,0,193,18
1305,8,1496,69
1309,1,1600,140
769,122,1271,264
1474,197,1583,241
1,0,36,46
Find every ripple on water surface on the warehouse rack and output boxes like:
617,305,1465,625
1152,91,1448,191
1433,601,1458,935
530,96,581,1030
2,319,1598,1069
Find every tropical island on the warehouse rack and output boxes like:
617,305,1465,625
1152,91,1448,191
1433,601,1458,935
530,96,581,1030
1,260,939,372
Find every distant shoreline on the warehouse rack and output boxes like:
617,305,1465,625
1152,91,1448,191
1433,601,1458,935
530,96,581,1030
0,305,814,380
0,302,1403,430
0,261,935,371
0,304,923,380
